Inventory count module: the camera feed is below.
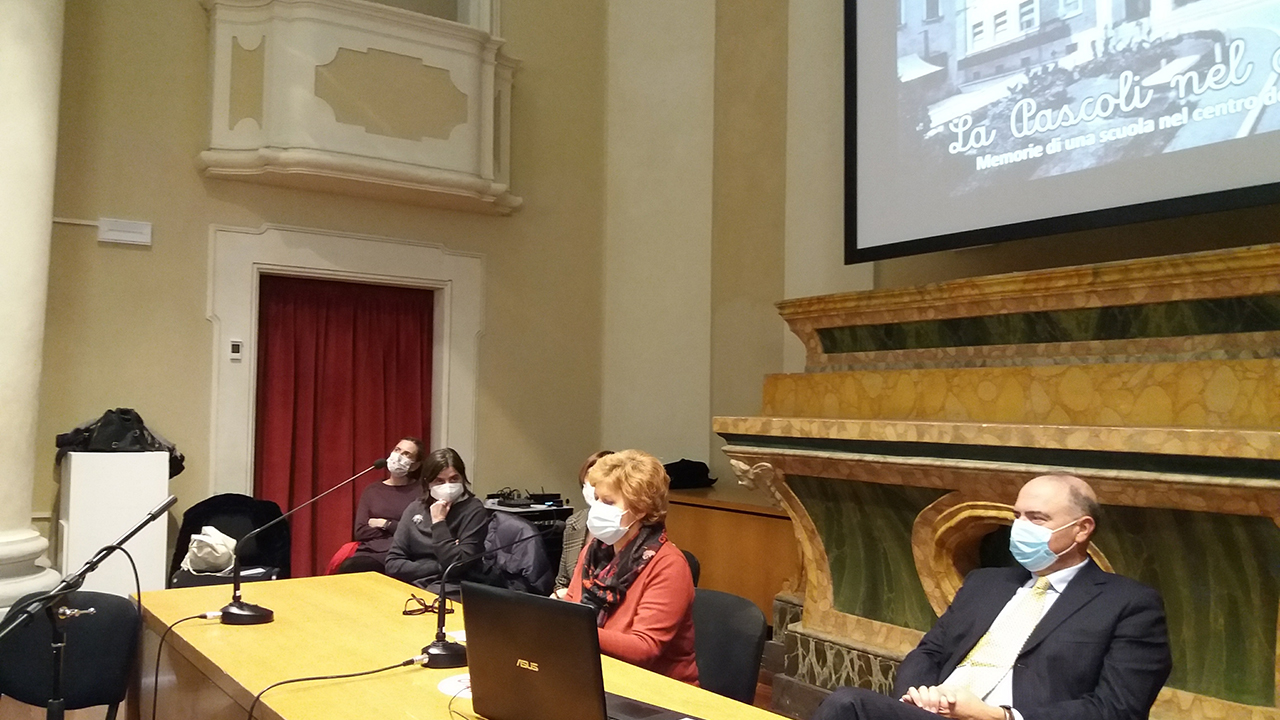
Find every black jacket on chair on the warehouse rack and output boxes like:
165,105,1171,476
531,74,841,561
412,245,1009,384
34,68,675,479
483,511,554,595
168,493,290,586
894,560,1172,720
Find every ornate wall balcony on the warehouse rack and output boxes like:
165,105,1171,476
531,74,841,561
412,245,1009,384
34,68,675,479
199,0,519,214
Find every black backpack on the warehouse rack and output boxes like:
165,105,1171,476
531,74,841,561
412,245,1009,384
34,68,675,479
663,459,716,489
85,408,148,451
56,408,186,478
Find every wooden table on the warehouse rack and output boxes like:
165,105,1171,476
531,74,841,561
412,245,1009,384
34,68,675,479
137,573,783,720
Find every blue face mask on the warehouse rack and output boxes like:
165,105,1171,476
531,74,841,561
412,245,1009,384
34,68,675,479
1009,518,1081,573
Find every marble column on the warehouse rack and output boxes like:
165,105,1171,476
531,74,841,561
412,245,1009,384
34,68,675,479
0,0,66,610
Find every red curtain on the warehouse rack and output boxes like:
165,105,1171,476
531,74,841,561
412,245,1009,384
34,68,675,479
254,274,433,577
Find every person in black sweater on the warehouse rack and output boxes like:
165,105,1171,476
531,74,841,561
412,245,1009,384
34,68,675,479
384,447,490,586
337,436,425,574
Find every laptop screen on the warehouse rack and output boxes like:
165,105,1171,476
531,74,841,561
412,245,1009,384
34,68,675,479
462,581,610,720
460,582,701,720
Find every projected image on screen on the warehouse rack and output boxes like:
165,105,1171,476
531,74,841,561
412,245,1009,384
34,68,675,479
898,0,1280,196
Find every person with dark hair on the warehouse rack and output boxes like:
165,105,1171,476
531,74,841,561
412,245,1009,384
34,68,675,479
811,474,1170,720
553,450,613,598
563,450,698,685
337,437,427,574
384,447,490,586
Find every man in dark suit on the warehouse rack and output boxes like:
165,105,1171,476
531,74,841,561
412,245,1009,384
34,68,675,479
812,475,1172,720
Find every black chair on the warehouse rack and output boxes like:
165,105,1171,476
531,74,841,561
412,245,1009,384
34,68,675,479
681,548,701,587
692,588,768,704
0,591,140,720
168,493,290,587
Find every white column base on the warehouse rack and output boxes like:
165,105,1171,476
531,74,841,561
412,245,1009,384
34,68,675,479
0,528,61,614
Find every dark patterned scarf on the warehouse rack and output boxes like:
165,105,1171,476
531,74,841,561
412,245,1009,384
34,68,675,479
579,523,667,627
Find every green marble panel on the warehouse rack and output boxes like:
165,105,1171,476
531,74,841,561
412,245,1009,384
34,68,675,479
817,293,1280,354
789,476,946,632
1093,506,1280,707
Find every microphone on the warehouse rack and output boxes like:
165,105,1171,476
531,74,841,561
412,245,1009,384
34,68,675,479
220,459,388,625
420,521,558,668
0,495,177,642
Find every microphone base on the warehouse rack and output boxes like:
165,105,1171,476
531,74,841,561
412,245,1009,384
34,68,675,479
220,599,274,625
421,639,467,668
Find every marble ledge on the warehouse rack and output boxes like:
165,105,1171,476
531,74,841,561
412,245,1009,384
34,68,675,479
712,416,1280,461
776,243,1280,325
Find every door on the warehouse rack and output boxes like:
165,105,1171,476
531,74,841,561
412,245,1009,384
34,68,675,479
253,274,434,577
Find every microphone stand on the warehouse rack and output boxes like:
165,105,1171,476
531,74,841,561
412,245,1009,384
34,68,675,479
0,494,176,720
220,460,386,625
420,521,556,668
420,557,471,669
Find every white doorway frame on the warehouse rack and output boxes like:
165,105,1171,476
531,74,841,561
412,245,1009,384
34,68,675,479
207,224,484,497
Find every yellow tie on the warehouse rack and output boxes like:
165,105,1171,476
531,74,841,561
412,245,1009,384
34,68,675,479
951,576,1052,698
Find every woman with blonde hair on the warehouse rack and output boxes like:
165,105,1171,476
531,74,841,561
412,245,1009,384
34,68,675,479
563,450,698,685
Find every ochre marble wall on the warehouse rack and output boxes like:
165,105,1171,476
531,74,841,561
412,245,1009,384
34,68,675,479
762,358,1280,430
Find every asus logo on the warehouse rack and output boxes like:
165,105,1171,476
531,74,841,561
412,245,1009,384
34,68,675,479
516,658,539,672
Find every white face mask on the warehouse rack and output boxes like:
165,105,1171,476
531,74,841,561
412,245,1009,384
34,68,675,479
581,483,596,507
430,481,465,504
386,453,414,477
586,501,633,545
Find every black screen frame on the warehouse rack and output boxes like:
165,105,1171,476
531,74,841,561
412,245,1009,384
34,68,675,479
843,0,1280,265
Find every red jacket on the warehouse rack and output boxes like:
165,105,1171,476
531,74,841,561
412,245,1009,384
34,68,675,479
566,538,699,685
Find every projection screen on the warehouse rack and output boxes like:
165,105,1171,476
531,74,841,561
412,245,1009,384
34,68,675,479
848,0,1280,263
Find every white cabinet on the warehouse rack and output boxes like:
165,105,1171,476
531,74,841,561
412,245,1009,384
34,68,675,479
59,452,170,597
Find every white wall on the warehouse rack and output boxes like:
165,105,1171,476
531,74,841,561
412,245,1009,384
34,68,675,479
601,1,715,462
784,0,874,372
37,0,608,520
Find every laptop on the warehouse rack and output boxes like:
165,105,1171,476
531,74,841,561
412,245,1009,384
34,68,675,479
460,581,703,720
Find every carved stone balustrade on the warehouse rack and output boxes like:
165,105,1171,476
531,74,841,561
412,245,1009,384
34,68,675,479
200,0,519,213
